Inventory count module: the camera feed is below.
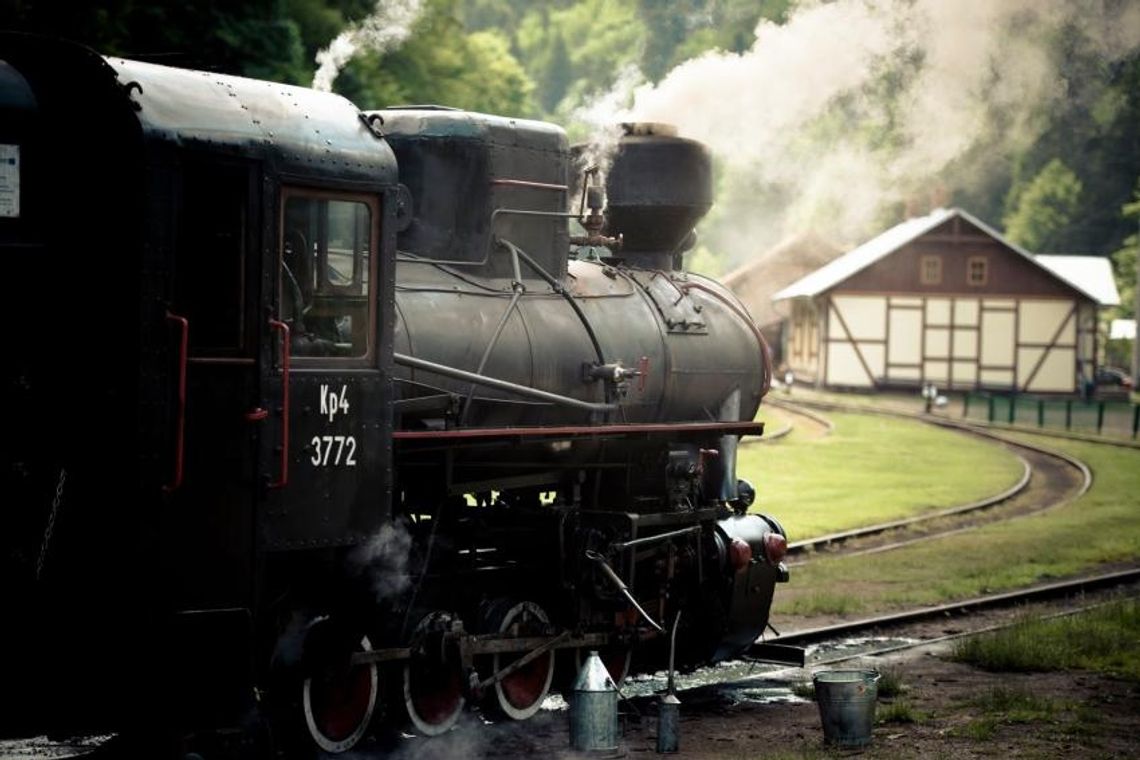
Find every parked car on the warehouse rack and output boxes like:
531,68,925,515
1095,366,1134,389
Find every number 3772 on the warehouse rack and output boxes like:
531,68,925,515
309,435,357,467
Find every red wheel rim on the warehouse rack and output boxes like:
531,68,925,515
405,656,465,732
303,636,378,753
492,602,555,720
403,611,466,736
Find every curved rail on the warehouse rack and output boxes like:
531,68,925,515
747,399,833,445
767,567,1140,647
776,399,1090,562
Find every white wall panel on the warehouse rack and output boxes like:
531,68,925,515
889,366,921,381
953,298,979,326
1016,347,1045,387
1026,348,1076,392
951,361,977,386
925,298,951,325
888,309,921,364
980,368,1014,386
924,360,949,382
980,311,1015,366
826,342,873,386
953,329,977,358
831,296,887,340
1018,300,1073,344
925,327,950,358
861,343,885,379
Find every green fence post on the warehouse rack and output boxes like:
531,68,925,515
1065,399,1072,430
1037,399,1044,427
963,393,970,419
1133,404,1138,439
988,395,995,423
1097,401,1105,435
1008,395,1017,425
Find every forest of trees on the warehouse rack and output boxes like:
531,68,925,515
4,0,1137,319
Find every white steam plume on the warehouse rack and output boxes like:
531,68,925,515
312,0,424,92
350,522,413,603
576,0,1140,268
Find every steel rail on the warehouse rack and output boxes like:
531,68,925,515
765,567,1140,647
773,399,1090,561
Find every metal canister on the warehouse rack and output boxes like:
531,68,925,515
570,650,619,751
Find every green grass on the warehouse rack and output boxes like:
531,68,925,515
743,410,1024,539
953,687,1071,741
874,666,906,698
952,600,1140,680
877,700,926,724
772,433,1140,617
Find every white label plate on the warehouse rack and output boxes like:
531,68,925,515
0,144,19,218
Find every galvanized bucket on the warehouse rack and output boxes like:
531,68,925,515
813,669,880,747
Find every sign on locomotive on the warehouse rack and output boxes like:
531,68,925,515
0,35,789,757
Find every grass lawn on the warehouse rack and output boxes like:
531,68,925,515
772,435,1140,617
741,409,1024,539
953,599,1140,681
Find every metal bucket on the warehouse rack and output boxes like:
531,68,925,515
813,669,880,747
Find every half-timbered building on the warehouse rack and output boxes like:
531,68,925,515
772,208,1120,393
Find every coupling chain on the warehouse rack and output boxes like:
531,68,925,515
36,467,67,581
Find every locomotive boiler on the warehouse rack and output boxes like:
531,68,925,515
0,34,790,757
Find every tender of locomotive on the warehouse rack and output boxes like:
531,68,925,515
0,36,789,756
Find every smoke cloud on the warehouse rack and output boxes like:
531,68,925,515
576,0,1140,269
351,521,413,603
313,0,424,92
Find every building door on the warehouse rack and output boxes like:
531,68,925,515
261,188,389,552
164,159,264,612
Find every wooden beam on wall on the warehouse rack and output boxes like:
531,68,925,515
1021,304,1076,391
829,299,878,387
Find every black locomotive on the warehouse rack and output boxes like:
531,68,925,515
0,35,789,756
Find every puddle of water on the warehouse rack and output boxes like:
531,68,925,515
806,635,921,664
0,734,115,759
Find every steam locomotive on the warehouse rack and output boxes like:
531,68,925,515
0,35,789,757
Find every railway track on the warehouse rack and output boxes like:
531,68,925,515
772,399,1091,563
748,398,833,443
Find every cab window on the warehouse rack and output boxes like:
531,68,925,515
281,192,375,359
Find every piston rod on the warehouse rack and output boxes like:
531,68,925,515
585,550,664,633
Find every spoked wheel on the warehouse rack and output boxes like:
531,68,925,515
403,611,466,736
484,600,556,720
302,635,379,754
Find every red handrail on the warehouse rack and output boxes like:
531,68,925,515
269,319,291,488
164,310,189,493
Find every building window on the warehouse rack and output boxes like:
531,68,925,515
920,255,942,285
967,256,988,286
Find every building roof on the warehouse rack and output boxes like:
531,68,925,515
1034,255,1120,307
1110,319,1136,341
771,207,1116,306
721,231,842,327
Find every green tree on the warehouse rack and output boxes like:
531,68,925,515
1003,159,1084,252
1111,178,1139,319
5,0,309,83
335,0,535,115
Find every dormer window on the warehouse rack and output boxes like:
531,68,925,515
920,255,942,285
967,256,988,286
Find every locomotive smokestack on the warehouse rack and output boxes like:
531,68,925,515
604,123,712,270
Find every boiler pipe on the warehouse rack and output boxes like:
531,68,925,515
395,352,618,414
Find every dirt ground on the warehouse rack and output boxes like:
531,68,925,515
387,641,1139,760
383,585,1140,760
